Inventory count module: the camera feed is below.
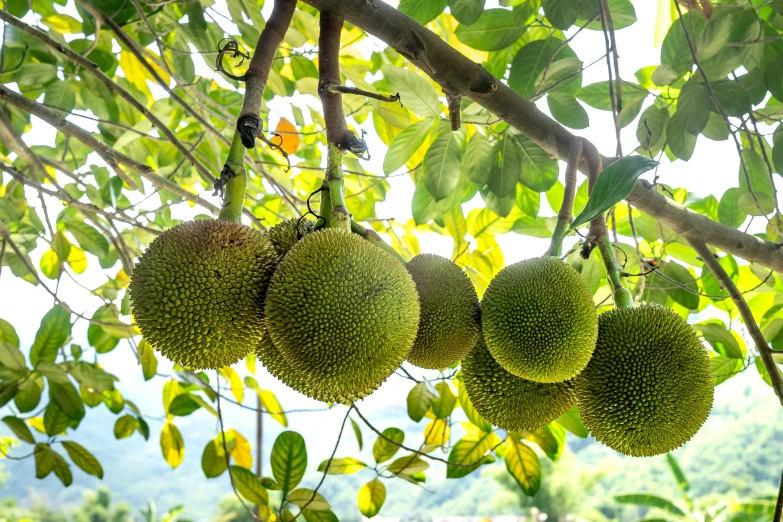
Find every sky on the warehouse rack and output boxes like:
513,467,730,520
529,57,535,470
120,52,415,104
0,0,779,512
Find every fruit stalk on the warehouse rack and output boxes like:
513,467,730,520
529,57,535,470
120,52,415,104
546,139,583,257
326,143,350,230
350,220,407,264
218,132,248,223
583,143,634,309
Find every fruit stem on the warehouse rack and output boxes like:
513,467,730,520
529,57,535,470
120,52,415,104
218,131,247,223
546,139,583,257
326,143,350,230
350,220,408,264
583,142,634,309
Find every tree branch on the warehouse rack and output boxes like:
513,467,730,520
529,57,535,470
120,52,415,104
297,0,783,273
237,0,297,147
687,237,783,405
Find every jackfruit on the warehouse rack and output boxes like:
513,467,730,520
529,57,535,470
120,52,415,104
130,219,276,369
575,304,714,457
255,326,350,404
268,218,315,256
264,228,420,401
481,256,598,383
462,337,577,431
404,254,481,369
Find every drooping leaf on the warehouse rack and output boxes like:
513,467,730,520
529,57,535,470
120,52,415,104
270,431,307,493
231,465,269,506
504,435,541,497
358,479,386,518
571,156,658,229
373,427,404,464
406,382,435,422
61,441,104,479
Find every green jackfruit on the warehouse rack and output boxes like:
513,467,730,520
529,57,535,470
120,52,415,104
575,304,714,457
462,337,577,431
255,326,350,404
130,219,276,369
405,254,481,369
268,218,315,256
264,228,420,402
481,256,598,383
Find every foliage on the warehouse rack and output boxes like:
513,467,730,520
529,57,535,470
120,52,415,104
1,0,783,520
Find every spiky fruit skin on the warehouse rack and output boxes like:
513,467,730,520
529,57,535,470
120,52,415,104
254,327,350,404
404,254,481,369
481,256,598,383
575,304,714,457
130,220,276,369
268,218,315,256
462,337,576,431
264,228,420,402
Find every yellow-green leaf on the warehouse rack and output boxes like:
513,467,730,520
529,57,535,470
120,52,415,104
505,435,541,496
160,422,185,468
358,479,386,518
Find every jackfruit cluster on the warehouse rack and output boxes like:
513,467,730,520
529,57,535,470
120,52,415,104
268,218,315,256
481,256,598,383
130,219,277,369
264,228,420,402
462,337,576,431
405,254,481,369
575,304,714,457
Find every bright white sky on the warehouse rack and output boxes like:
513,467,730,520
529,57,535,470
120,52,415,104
0,0,774,490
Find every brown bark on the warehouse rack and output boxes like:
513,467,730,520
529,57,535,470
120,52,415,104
237,0,297,147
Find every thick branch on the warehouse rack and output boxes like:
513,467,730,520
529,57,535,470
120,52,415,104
546,139,582,257
298,0,783,273
687,238,783,406
237,0,297,147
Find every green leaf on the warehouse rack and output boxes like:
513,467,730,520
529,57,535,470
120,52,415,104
577,81,646,111
138,339,157,381
542,0,577,29
448,0,484,25
44,79,75,113
571,156,658,229
677,79,711,135
34,443,54,479
509,37,566,98
665,454,690,494
287,488,331,511
446,428,502,478
738,149,775,216
666,112,698,161
350,417,363,451
462,132,493,185
13,63,58,85
614,494,686,516
0,319,19,348
661,13,703,75
547,92,589,129
651,64,679,86
701,112,729,142
383,119,432,175
555,406,588,437
317,457,367,475
513,133,560,192
695,15,732,62
62,441,103,479
504,435,541,496
406,382,435,422
516,183,540,217
15,377,44,413
710,80,751,118
231,465,269,505
488,135,522,198
358,479,386,518
49,380,85,421
0,342,26,372
755,356,783,388
270,431,307,493
386,454,429,476
373,427,404,464
661,262,699,310
65,221,110,259
2,416,35,443
711,355,742,385
44,402,69,436
430,381,457,419
398,0,447,24
160,421,185,468
168,394,202,416
695,322,745,359
455,9,526,51
523,423,566,461
636,104,668,154
114,414,137,439
382,66,440,117
201,438,228,478
424,130,464,200
30,306,72,367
